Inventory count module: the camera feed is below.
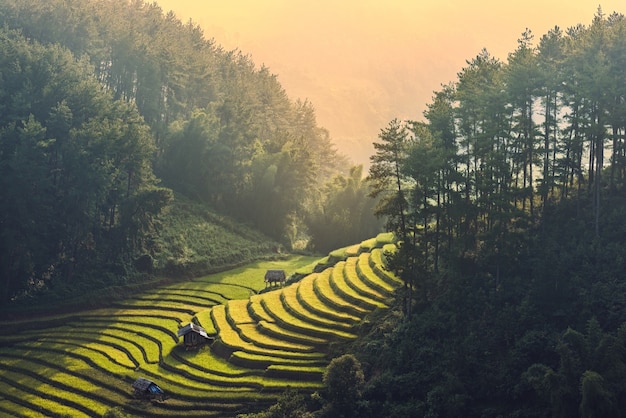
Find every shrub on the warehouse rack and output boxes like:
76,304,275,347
237,388,315,418
322,354,366,418
103,407,129,418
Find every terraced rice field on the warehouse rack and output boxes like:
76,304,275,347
0,234,400,417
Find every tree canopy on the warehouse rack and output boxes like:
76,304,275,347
0,28,171,303
359,8,626,417
0,0,355,304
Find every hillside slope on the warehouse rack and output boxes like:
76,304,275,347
0,234,399,417
151,195,283,278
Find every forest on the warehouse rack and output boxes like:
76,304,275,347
1,0,626,416
0,0,381,308
344,8,626,418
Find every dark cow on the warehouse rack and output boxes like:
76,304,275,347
265,269,287,287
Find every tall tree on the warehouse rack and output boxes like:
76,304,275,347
368,119,409,239
455,48,507,242
0,29,169,302
537,26,565,209
506,29,541,217
368,119,412,312
404,121,445,282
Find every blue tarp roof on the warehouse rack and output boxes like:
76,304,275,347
148,385,164,394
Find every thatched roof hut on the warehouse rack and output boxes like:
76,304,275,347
264,269,287,287
177,323,212,348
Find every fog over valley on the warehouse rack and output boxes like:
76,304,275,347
155,0,626,166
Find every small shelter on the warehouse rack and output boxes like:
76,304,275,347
132,377,166,401
177,323,212,349
264,269,287,287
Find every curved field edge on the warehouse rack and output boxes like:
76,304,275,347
0,234,399,416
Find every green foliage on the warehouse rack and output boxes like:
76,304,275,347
0,0,352,306
321,354,366,418
151,195,280,278
0,27,168,304
305,165,383,253
367,119,410,238
351,11,626,416
103,407,130,418
159,110,222,202
5,2,626,417
0,243,401,417
579,371,617,418
238,388,314,418
239,135,319,242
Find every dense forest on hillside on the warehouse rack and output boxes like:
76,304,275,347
243,9,626,418
364,10,626,418
0,0,383,307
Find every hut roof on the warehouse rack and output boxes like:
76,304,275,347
265,269,286,280
132,377,155,391
177,323,209,339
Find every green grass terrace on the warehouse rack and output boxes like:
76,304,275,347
0,234,400,416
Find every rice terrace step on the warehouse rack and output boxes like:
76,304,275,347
0,234,400,416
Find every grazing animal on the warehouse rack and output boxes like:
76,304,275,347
265,269,287,287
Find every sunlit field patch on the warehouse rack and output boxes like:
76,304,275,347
158,354,267,390
255,320,329,348
211,304,324,359
342,256,388,303
229,351,328,369
329,262,385,311
226,299,256,324
280,282,356,332
356,252,397,296
40,330,143,367
193,308,217,333
295,273,361,324
0,348,130,395
128,292,222,309
0,367,108,417
260,290,358,341
369,247,404,287
248,295,276,323
0,397,49,418
236,323,317,352
0,246,399,416
0,379,88,418
311,268,369,317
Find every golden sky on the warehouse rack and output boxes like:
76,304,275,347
155,0,625,165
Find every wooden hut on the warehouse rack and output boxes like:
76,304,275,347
264,269,287,287
132,377,166,401
177,323,212,349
